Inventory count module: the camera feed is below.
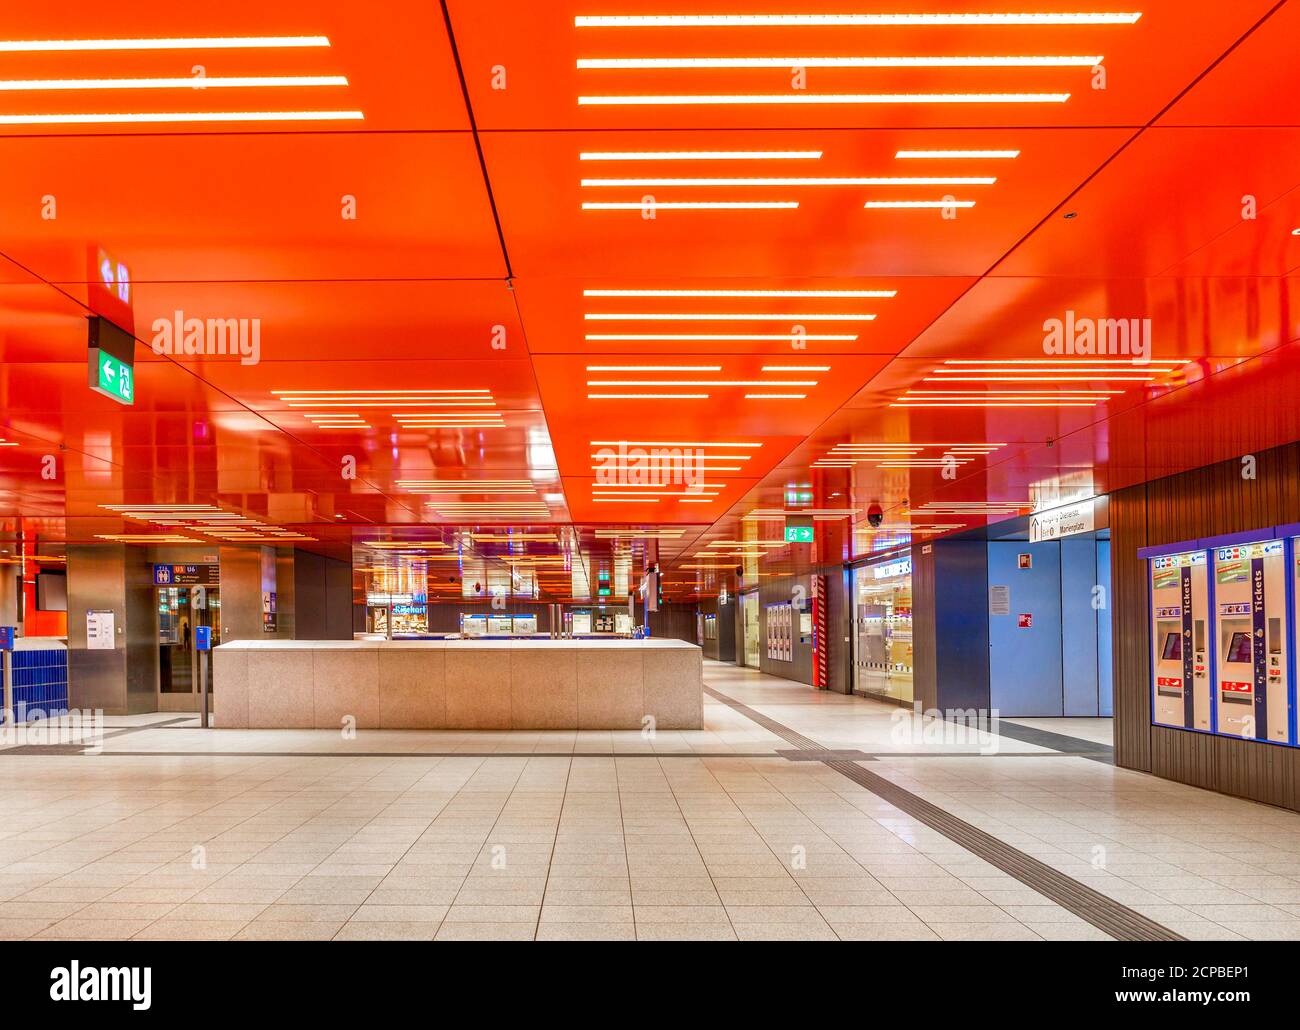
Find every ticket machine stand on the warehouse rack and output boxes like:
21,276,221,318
1146,548,1212,732
0,626,13,727
1208,534,1291,744
195,625,212,728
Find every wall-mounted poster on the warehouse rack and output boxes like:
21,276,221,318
87,609,115,650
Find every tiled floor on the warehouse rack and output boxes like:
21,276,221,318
0,659,1297,940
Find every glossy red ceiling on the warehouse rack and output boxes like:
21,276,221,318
1,2,1298,600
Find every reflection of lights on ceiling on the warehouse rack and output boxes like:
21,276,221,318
581,151,821,160
579,93,1071,107
0,35,332,52
575,13,1142,26
585,288,891,298
581,56,1099,70
582,176,995,187
585,313,874,321
582,201,798,210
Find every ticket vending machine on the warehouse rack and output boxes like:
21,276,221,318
1213,539,1290,742
1149,549,1211,731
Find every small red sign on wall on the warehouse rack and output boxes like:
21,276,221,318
1017,613,1033,628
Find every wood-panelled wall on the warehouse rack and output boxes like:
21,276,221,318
1111,441,1300,811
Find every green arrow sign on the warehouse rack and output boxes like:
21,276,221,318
784,525,815,543
91,349,134,405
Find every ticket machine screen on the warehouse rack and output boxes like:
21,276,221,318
1160,633,1182,661
1225,631,1252,663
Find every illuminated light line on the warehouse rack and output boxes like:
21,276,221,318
585,365,722,371
587,393,710,399
583,200,798,209
907,388,1123,394
0,109,364,124
926,375,1153,382
586,380,817,386
762,365,829,371
583,288,894,298
275,389,491,394
579,55,1102,69
0,35,332,52
892,401,1098,407
586,333,860,340
578,93,1071,106
290,402,496,408
943,358,1181,364
580,150,822,160
591,440,761,447
574,14,1143,27
593,465,744,472
746,393,806,399
589,454,753,460
0,75,348,91
582,176,995,187
585,313,875,321
932,366,1174,373
897,149,1020,158
593,497,661,503
866,199,976,208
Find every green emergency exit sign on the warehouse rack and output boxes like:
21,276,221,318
785,525,815,543
91,350,134,405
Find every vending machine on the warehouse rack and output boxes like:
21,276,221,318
1212,538,1290,743
1149,549,1211,731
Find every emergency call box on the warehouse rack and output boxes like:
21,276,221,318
1212,539,1290,744
1149,549,1210,732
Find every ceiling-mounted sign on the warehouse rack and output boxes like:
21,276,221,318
785,513,814,543
87,315,135,406
1029,497,1095,542
153,564,218,587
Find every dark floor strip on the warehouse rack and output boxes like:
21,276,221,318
995,720,1114,764
703,686,827,751
704,685,1185,943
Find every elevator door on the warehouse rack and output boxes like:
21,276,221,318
158,587,221,697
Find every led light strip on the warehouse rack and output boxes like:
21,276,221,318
898,149,1020,158
588,393,710,399
578,55,1102,69
586,364,722,371
0,110,364,125
580,150,822,160
583,201,798,209
586,333,859,340
0,35,332,52
586,379,817,386
585,312,874,321
0,75,348,91
574,14,1143,27
578,93,1070,106
581,176,996,186
584,288,894,298
591,441,761,447
866,199,976,208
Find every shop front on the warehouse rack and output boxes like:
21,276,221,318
851,554,913,703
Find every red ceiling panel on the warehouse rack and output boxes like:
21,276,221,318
0,134,503,284
449,0,1276,130
482,127,1131,277
0,0,469,133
